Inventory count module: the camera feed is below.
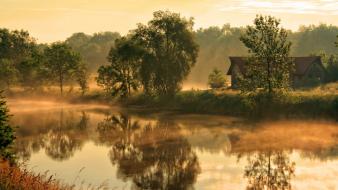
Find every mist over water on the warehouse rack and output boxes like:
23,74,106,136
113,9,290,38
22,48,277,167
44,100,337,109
7,100,338,190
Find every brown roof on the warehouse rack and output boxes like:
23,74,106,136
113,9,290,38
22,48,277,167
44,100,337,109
227,56,323,76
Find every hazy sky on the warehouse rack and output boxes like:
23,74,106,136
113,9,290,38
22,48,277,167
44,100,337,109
1,0,338,43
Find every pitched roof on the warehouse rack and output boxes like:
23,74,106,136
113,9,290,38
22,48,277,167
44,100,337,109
227,56,323,76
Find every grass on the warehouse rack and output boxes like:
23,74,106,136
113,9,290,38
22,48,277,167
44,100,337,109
0,166,74,190
123,84,338,119
5,82,338,119
0,163,111,190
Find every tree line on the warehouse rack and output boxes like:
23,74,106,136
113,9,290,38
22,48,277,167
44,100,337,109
1,10,338,96
0,29,88,95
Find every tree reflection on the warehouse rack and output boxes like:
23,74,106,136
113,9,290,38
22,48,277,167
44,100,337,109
97,114,201,190
244,151,295,190
14,110,90,161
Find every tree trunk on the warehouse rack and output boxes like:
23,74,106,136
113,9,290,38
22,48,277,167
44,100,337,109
59,73,63,96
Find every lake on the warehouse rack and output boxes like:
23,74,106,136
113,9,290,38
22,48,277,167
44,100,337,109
7,100,338,190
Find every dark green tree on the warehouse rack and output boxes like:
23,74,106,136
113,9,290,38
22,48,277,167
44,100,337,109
0,28,36,89
44,42,86,95
208,68,227,89
0,92,15,159
132,10,199,96
239,15,293,94
97,37,143,97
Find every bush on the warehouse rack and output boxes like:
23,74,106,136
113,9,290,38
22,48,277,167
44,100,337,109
208,68,227,89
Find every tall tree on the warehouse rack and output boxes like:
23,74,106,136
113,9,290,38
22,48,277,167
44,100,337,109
97,37,142,97
44,42,84,95
239,15,293,94
132,10,199,96
0,92,15,159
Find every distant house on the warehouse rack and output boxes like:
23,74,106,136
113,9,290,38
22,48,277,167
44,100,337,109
227,56,326,88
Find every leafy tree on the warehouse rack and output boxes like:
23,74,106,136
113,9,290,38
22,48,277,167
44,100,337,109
44,42,86,95
0,92,15,159
0,28,36,89
97,37,142,97
239,15,293,94
66,32,121,72
0,59,18,89
16,45,47,90
0,29,35,62
132,10,199,96
291,24,338,56
208,68,227,89
76,64,89,95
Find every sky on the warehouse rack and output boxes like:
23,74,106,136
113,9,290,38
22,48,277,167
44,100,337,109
1,0,338,43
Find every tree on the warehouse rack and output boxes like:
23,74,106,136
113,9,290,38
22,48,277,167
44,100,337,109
208,68,227,89
0,59,18,89
132,10,199,96
76,64,89,95
66,32,121,72
0,28,36,89
44,42,85,95
0,92,15,159
97,37,142,97
239,15,293,94
16,45,47,90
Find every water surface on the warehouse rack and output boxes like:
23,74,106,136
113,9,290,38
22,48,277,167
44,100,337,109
8,100,338,190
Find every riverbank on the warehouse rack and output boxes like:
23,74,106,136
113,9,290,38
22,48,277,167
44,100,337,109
122,89,338,119
4,82,338,119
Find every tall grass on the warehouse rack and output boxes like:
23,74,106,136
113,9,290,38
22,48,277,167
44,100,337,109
0,166,74,190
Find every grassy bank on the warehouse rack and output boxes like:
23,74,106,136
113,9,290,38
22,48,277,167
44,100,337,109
5,83,338,119
123,89,338,119
0,165,74,190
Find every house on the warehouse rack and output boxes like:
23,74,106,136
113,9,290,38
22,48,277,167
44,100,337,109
227,56,326,88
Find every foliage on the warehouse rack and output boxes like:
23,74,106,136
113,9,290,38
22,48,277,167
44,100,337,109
0,59,18,89
0,92,15,159
16,45,48,90
75,64,89,95
44,42,86,95
239,15,293,94
132,10,199,96
66,32,121,72
208,68,227,89
291,24,338,55
312,52,338,83
97,37,143,98
189,25,247,84
124,90,338,119
0,28,37,89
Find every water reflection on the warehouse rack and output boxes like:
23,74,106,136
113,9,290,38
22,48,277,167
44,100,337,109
8,104,338,189
14,110,90,161
244,151,295,190
97,114,201,190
